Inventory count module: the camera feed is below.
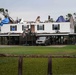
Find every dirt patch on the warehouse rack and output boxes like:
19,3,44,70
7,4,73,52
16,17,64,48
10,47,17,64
0,45,19,47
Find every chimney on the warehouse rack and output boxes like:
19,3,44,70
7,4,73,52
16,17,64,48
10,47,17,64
48,15,50,21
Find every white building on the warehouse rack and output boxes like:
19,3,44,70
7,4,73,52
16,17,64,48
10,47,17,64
29,22,74,34
0,16,76,45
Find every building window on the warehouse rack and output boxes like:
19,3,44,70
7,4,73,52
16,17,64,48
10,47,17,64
10,25,17,31
37,25,44,30
0,26,1,31
52,24,60,30
22,25,29,31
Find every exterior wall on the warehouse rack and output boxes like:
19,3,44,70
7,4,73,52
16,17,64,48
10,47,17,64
70,16,74,33
58,22,70,33
34,22,71,33
0,22,74,34
35,23,51,33
70,28,74,33
0,24,26,33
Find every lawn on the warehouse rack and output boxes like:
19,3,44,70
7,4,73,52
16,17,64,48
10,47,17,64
0,45,76,56
0,45,76,75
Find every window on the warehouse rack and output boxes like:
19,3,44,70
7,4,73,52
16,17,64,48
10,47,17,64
52,24,60,30
10,25,17,31
22,25,29,31
37,24,44,30
0,26,1,31
22,25,24,30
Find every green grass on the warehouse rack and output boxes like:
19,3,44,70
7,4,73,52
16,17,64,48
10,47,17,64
0,57,18,75
23,58,48,75
0,45,76,56
23,58,76,75
53,58,76,75
0,57,76,75
0,45,76,75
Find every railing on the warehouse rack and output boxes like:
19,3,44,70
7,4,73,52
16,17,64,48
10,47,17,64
0,54,76,75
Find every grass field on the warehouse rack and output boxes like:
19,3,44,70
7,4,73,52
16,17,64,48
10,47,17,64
0,45,76,56
0,45,76,75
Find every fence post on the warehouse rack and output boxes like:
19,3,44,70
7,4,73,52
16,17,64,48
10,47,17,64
48,58,52,75
18,56,23,75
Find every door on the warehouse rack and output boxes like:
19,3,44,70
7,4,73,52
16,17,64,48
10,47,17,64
31,25,35,33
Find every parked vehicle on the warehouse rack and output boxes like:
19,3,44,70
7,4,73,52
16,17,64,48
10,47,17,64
36,36,50,45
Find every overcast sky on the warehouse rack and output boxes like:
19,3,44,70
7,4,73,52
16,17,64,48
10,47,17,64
0,0,76,21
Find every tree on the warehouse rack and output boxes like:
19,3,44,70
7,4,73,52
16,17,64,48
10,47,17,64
0,8,9,17
0,8,15,23
0,8,4,13
66,13,72,21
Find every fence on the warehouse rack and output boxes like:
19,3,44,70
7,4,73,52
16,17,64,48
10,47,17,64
0,54,76,75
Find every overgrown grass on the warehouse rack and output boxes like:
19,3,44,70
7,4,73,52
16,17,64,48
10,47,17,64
23,58,48,75
0,45,76,75
0,57,18,75
23,58,76,75
53,58,76,75
0,57,76,75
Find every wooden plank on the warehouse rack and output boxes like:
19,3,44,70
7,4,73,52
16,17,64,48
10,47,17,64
18,56,23,75
48,58,52,75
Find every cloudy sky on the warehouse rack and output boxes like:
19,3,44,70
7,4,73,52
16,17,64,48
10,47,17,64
0,0,76,21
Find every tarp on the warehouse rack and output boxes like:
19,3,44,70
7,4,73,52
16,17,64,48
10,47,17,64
0,17,10,26
56,16,66,22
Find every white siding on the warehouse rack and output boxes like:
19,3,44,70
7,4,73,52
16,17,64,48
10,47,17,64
35,23,52,33
34,22,71,33
1,24,25,33
57,22,70,33
0,22,74,34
